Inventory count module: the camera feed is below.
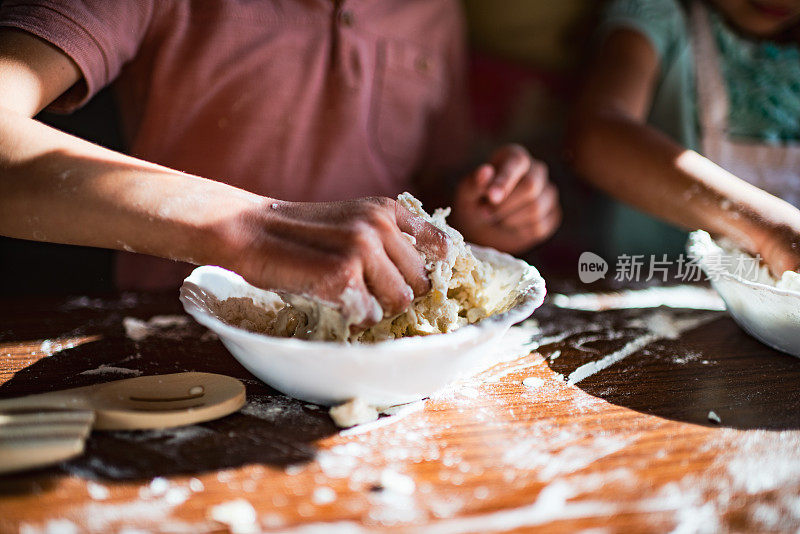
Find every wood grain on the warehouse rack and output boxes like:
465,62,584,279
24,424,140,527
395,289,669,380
1,288,799,533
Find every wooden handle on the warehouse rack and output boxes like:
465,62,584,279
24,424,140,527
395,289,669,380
0,409,93,474
0,388,95,412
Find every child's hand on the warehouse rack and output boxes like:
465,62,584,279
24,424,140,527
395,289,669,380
752,223,800,277
451,144,561,254
225,197,450,328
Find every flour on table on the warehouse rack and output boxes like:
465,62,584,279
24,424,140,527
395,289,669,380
208,499,258,534
209,193,523,343
329,398,379,428
123,315,191,341
567,310,717,385
378,469,416,495
311,486,336,505
777,270,800,292
79,365,142,377
86,482,110,501
522,377,545,389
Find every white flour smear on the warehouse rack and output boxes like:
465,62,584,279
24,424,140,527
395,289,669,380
567,311,719,385
60,293,139,311
552,285,725,312
123,315,192,341
79,365,142,377
19,478,206,534
38,336,94,357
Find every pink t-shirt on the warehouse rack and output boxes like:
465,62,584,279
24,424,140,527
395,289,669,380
0,0,469,291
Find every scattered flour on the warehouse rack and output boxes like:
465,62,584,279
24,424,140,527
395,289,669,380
240,394,308,424
122,315,191,341
552,285,725,311
311,487,336,505
339,401,427,437
329,399,379,428
61,293,138,311
86,482,110,501
79,365,141,377
25,287,799,533
378,469,416,495
19,519,79,534
39,338,79,357
567,311,718,385
522,377,545,389
208,499,258,534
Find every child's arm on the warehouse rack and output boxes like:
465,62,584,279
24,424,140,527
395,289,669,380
567,28,800,275
450,144,561,254
0,29,449,324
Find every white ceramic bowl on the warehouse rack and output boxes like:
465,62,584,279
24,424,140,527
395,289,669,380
180,246,546,405
687,230,800,358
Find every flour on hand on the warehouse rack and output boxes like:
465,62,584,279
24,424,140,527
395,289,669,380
777,270,800,292
210,193,518,343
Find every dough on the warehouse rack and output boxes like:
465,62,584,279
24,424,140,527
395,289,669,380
208,296,308,337
328,398,378,428
210,193,517,342
710,236,800,293
356,192,496,342
777,270,800,293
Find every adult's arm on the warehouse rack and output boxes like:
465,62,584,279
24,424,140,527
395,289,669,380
0,29,448,324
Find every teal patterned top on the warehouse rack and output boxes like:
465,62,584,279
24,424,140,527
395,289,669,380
716,16,800,142
602,0,800,146
595,0,800,259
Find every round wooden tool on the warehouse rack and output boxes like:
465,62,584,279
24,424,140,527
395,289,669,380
0,372,247,430
0,372,247,474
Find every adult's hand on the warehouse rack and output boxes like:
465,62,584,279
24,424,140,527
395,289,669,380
226,196,450,327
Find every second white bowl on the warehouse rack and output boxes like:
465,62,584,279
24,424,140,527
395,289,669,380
687,230,800,358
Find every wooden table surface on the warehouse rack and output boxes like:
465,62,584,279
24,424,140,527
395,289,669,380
1,284,800,533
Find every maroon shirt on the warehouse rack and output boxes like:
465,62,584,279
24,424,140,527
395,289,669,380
0,0,469,290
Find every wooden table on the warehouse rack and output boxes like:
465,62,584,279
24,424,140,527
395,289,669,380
2,284,800,533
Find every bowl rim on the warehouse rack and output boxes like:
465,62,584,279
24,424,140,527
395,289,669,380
687,230,800,300
179,245,547,353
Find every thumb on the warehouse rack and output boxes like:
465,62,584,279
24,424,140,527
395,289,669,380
459,164,494,204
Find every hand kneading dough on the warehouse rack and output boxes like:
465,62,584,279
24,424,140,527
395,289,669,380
712,237,800,293
210,193,517,343
777,270,800,292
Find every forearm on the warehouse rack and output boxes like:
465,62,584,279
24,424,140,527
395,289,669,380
0,109,265,267
567,112,800,251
